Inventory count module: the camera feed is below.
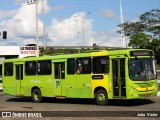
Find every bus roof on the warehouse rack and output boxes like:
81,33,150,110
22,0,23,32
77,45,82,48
3,49,153,63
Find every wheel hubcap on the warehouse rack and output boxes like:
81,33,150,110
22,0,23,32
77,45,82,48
98,93,105,102
34,93,39,100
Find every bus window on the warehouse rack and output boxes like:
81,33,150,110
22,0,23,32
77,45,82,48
4,62,13,76
76,58,91,74
16,65,23,80
54,64,60,79
25,61,36,75
93,56,109,74
67,58,75,74
61,63,65,79
37,60,51,75
54,63,65,79
129,58,156,80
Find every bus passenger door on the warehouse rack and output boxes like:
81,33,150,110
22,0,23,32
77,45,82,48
54,62,65,96
112,58,126,98
15,64,23,95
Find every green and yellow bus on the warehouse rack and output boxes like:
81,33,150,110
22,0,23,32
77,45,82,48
2,49,158,105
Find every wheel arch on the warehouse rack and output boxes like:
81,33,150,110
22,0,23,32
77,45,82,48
31,86,41,94
94,87,108,97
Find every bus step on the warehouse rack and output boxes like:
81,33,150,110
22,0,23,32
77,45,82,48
56,96,66,99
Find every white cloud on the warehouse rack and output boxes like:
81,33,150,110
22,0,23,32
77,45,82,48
0,1,122,48
0,0,51,46
48,12,94,46
101,9,116,19
47,12,122,47
93,29,122,47
0,10,18,21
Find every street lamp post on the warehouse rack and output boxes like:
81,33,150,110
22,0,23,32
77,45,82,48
27,0,39,57
74,12,91,48
81,17,85,47
74,16,85,47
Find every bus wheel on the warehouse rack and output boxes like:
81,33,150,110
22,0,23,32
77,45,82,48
32,89,42,103
95,89,108,106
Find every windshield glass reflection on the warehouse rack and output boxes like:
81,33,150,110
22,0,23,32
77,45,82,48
129,58,156,80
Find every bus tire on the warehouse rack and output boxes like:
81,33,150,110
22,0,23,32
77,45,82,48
32,89,42,103
95,89,108,106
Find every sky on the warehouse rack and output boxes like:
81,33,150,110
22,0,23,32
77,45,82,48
0,0,159,47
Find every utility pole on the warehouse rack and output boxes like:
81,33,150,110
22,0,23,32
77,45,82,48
27,0,39,57
120,0,126,48
81,17,85,47
42,0,46,50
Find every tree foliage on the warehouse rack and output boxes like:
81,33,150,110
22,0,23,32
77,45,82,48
40,48,79,56
128,33,151,48
117,9,160,37
117,9,160,64
140,9,160,37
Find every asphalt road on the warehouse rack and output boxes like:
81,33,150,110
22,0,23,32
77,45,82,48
0,91,160,120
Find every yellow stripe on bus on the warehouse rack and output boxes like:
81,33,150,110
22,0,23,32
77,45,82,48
135,86,156,91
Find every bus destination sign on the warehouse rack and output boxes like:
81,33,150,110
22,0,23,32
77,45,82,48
130,51,153,56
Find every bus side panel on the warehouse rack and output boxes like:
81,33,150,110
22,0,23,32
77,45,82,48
22,76,37,96
76,74,92,98
3,76,16,96
23,75,54,97
66,75,78,98
38,75,55,97
61,77,66,96
92,75,109,98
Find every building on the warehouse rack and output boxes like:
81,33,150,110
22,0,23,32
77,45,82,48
0,46,37,77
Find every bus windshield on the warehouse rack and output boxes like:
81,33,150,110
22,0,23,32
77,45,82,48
129,58,156,80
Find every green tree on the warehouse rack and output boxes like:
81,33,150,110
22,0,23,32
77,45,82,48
117,9,160,37
140,9,160,37
117,9,160,64
128,33,151,48
40,48,56,55
117,21,145,36
40,47,80,56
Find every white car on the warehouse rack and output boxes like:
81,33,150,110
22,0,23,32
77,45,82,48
0,77,2,91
